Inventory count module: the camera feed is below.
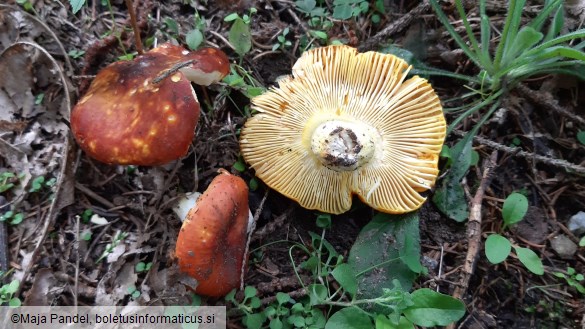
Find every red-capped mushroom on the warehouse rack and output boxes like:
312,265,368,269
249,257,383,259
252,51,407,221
71,43,229,166
175,169,251,297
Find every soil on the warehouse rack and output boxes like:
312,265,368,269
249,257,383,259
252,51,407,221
0,0,584,328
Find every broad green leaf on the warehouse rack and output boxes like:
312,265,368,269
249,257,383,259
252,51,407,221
375,315,414,329
348,212,420,301
333,4,353,20
9,298,21,307
502,192,528,226
485,234,511,264
308,284,328,306
433,182,469,222
186,29,204,50
325,307,372,329
400,234,424,274
502,27,543,63
331,263,358,297
243,313,265,329
403,289,466,327
70,0,85,14
295,0,316,14
577,130,585,145
229,18,252,56
514,247,544,275
579,236,585,247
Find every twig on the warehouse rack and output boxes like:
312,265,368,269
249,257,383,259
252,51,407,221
152,60,196,84
240,189,269,290
452,130,585,175
516,83,585,127
0,197,8,281
358,0,431,52
125,0,143,55
452,151,498,301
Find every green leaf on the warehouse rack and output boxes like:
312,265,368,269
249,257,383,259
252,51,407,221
6,280,19,294
276,292,291,305
186,29,204,50
333,4,353,20
514,247,544,275
9,298,21,307
325,307,372,329
433,183,469,222
224,13,239,22
502,26,543,63
70,0,85,14
400,234,424,274
403,289,466,326
331,263,358,297
244,286,257,299
229,18,252,57
243,313,265,329
502,192,528,226
295,0,316,14
577,130,585,145
348,212,420,301
485,234,512,264
579,236,585,247
308,284,328,306
233,158,246,172
309,30,328,40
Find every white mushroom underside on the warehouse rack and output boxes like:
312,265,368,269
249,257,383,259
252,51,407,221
240,46,446,214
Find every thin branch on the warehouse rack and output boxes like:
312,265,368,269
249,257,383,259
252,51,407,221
516,83,585,126
152,60,196,84
125,0,143,55
451,151,498,313
453,130,585,175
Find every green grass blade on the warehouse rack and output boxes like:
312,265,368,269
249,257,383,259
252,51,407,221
446,90,503,135
429,0,481,66
529,0,563,32
523,30,585,56
502,27,543,64
544,3,564,42
494,0,524,66
454,0,491,70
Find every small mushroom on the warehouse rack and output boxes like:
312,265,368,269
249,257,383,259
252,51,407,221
175,169,250,297
240,45,446,214
71,43,229,165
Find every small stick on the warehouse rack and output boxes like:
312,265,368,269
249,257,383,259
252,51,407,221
452,130,585,175
240,189,269,291
125,0,143,55
516,83,585,127
152,60,196,84
452,151,498,300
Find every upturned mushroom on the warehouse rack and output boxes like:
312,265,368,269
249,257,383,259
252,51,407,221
71,43,229,166
174,169,250,297
240,45,446,214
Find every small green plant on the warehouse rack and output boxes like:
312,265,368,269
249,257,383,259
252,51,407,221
68,49,86,59
81,208,93,223
127,285,141,299
0,211,24,225
553,267,585,295
484,193,544,275
96,230,129,263
332,0,368,20
0,172,17,193
29,176,56,193
272,28,293,51
135,262,152,273
0,280,22,307
185,11,206,50
228,213,465,328
225,8,257,58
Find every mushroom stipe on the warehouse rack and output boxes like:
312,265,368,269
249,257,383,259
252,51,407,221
240,45,446,215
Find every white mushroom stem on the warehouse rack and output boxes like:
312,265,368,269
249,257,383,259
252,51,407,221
173,192,255,233
311,120,378,172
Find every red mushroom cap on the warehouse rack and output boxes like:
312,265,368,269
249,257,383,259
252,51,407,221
71,43,230,166
175,169,250,297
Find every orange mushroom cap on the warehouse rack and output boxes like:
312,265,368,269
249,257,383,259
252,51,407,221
71,43,229,166
175,169,250,297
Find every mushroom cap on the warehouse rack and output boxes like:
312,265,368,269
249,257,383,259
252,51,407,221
240,45,446,214
71,43,229,166
175,169,249,297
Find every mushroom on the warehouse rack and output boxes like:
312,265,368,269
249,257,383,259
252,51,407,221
240,45,446,214
175,169,250,297
71,43,229,166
